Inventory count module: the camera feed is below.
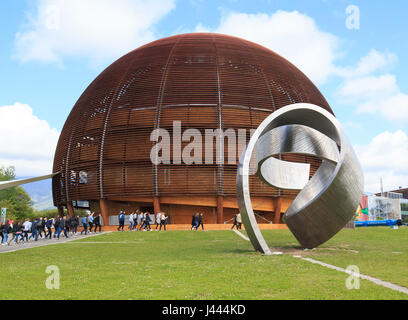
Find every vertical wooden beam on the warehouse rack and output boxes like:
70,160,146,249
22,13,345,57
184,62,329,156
66,202,75,218
274,196,282,224
100,199,110,226
57,205,64,218
217,195,224,224
153,196,161,215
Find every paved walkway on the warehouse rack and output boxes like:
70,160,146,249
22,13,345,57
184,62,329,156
0,232,110,254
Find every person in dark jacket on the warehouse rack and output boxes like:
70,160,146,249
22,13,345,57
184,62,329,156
45,218,53,239
93,214,102,233
29,219,39,241
37,217,44,239
0,223,4,244
56,216,69,239
66,217,71,235
71,215,79,234
117,210,125,231
231,214,239,230
53,218,60,238
0,222,9,245
196,213,204,230
191,214,197,230
144,212,151,231
13,222,24,244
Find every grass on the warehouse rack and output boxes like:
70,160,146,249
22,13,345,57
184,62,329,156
0,227,407,300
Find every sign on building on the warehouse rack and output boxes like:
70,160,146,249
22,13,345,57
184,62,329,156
1,208,6,223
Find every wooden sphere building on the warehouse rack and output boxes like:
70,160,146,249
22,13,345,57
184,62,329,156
52,33,333,225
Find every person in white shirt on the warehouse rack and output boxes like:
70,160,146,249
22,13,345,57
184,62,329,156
155,212,162,230
127,212,134,231
138,212,146,231
22,219,32,242
237,213,242,230
159,213,168,231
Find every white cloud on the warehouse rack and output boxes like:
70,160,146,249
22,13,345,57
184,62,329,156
338,74,408,123
196,10,406,123
195,10,339,85
0,103,60,176
338,74,398,100
335,49,397,78
336,49,408,124
355,130,408,192
14,0,175,65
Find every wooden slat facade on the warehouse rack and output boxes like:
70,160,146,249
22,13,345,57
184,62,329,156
52,33,333,223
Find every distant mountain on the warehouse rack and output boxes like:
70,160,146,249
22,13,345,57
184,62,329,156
20,178,55,211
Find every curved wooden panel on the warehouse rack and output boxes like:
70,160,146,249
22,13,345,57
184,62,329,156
53,33,332,207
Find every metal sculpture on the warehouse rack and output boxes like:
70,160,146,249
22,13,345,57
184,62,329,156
0,173,57,191
237,103,364,253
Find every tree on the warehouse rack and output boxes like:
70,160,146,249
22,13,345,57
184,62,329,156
0,166,16,181
0,166,34,221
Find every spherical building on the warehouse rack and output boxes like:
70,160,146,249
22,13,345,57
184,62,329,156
52,33,333,225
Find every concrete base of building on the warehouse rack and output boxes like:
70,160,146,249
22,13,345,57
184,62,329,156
85,195,292,226
98,224,288,232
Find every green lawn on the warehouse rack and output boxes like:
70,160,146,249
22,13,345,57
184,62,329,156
0,227,407,300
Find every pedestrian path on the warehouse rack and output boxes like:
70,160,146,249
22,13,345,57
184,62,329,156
0,232,110,254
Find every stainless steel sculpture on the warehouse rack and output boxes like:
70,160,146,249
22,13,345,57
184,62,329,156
237,103,364,253
0,173,57,191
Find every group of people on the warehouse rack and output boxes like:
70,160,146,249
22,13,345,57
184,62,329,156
191,213,204,230
80,212,102,235
0,212,103,246
117,210,169,232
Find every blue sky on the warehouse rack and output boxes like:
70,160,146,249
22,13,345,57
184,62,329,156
0,0,407,193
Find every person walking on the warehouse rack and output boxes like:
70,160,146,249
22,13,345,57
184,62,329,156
37,217,44,239
53,218,60,238
11,222,20,244
137,211,145,231
144,212,151,231
191,214,197,230
28,219,39,241
22,219,32,242
81,215,89,235
194,213,200,230
94,214,102,233
117,210,125,231
132,210,139,230
56,216,69,239
127,212,134,231
45,218,53,239
13,222,24,244
155,212,162,230
231,214,239,230
65,216,71,235
0,222,10,245
197,213,204,231
88,212,95,233
237,213,242,230
71,215,79,235
159,213,168,231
